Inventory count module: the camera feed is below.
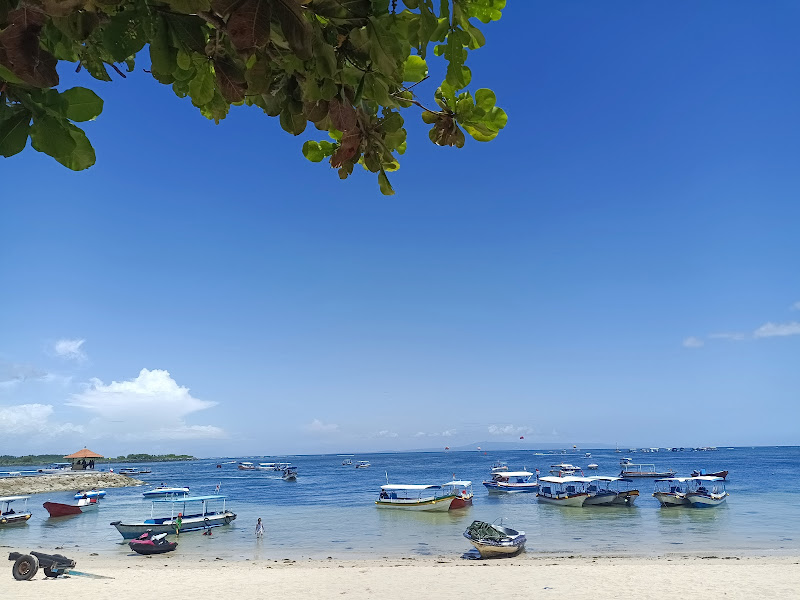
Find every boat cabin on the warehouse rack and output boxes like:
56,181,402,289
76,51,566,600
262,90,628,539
491,471,535,484
441,480,473,498
0,496,32,524
148,495,229,524
537,476,588,498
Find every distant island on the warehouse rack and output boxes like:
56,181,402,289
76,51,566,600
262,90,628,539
0,453,196,466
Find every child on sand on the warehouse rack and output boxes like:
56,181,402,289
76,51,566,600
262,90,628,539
255,518,264,538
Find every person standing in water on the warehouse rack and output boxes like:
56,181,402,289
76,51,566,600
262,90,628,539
175,513,183,535
255,518,264,538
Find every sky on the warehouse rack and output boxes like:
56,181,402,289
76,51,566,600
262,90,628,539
2,1,799,457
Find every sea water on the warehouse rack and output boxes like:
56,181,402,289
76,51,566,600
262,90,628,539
0,446,797,559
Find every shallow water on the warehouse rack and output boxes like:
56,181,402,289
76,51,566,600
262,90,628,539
1,447,797,559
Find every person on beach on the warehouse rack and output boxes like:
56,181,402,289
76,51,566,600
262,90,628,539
255,518,264,538
175,513,183,535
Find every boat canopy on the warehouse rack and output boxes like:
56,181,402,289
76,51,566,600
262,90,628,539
655,477,690,482
586,476,620,482
689,476,725,482
0,495,30,502
497,471,533,477
380,484,441,490
152,495,227,503
441,481,472,486
538,475,588,484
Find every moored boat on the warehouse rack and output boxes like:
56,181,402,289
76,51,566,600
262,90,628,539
653,477,690,507
238,462,256,470
549,463,581,476
582,476,620,506
536,476,589,506
281,466,298,481
463,520,526,558
342,459,353,466
587,463,599,470
142,486,190,498
73,489,106,500
375,484,455,512
442,480,473,509
483,471,539,493
111,495,237,539
685,476,729,507
619,463,676,478
257,463,277,471
44,496,99,517
0,496,32,525
490,461,509,473
355,460,371,469
690,469,728,479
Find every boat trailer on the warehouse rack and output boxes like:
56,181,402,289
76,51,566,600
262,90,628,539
8,551,112,581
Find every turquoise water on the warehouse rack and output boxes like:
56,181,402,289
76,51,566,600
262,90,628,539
0,447,797,559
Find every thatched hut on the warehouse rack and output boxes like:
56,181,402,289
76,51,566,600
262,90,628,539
64,448,103,470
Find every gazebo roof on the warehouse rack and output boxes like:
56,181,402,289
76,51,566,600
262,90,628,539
64,448,103,459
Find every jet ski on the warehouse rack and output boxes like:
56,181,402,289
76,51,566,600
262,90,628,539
128,530,178,555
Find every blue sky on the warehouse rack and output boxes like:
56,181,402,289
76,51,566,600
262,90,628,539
2,1,799,456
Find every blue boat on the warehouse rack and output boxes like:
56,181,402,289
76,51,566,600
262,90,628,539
73,489,106,500
142,486,190,498
482,471,539,493
111,495,236,539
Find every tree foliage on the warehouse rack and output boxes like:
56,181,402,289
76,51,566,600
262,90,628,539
0,0,507,193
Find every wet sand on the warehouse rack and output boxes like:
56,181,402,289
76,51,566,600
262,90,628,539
2,551,798,599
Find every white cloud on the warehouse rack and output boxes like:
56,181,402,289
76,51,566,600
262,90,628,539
488,424,532,436
753,322,800,338
0,403,83,436
440,429,456,437
375,430,398,438
306,419,339,433
682,336,704,348
708,332,747,341
0,363,48,388
54,339,87,361
67,368,223,440
413,431,427,437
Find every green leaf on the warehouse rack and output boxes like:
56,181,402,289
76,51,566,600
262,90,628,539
61,87,104,122
53,124,96,171
460,0,506,24
378,169,394,195
227,0,271,52
164,14,207,54
149,17,178,84
302,140,325,162
0,109,31,157
280,109,307,135
402,55,427,82
272,0,313,60
475,88,496,111
101,11,146,63
189,63,216,106
30,114,76,159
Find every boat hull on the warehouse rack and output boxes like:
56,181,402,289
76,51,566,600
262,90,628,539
449,496,473,509
611,491,639,505
129,540,178,555
74,491,106,500
111,511,237,539
142,490,190,498
582,492,617,506
0,512,32,525
653,492,689,507
375,496,455,512
686,493,728,507
536,493,588,507
466,538,525,558
483,482,538,493
620,471,676,478
44,501,92,517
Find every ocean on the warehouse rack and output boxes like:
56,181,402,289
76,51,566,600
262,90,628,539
1,446,797,559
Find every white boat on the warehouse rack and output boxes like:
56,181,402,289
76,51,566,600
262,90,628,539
238,462,256,471
587,463,599,470
685,476,728,507
38,462,72,474
111,495,236,539
483,471,538,493
583,476,625,506
142,486,190,498
549,463,581,476
0,496,32,525
653,478,690,507
73,489,106,500
375,484,455,512
585,453,592,458
619,463,676,478
463,520,526,558
342,459,353,466
281,466,298,481
536,476,589,507
354,460,370,469
490,461,509,473
257,463,276,471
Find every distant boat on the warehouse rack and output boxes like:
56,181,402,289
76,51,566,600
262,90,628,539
111,495,236,539
354,460,371,469
587,463,599,470
142,486,190,498
281,466,298,481
375,484,455,512
619,463,676,478
341,459,353,466
691,469,728,479
38,463,72,474
119,467,151,475
257,463,277,471
44,496,99,517
73,489,106,500
464,520,526,558
490,461,509,473
238,462,256,471
549,463,581,476
0,496,32,525
483,471,538,493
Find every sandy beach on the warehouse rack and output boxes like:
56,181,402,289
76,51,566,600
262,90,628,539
1,551,797,599
0,473,144,496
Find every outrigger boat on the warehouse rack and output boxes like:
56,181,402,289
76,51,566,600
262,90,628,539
619,462,676,478
685,476,729,507
536,476,589,506
483,471,539,493
549,463,581,476
442,480,473,509
691,468,728,479
111,495,237,539
355,460,371,469
490,461,509,473
582,476,620,506
375,484,455,512
73,489,106,500
653,477,690,507
142,486,190,498
0,496,32,525
342,459,353,466
257,463,277,471
237,462,256,470
463,520,526,558
43,496,99,517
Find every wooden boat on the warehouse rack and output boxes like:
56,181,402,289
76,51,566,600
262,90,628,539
653,477,690,507
111,495,236,539
237,462,256,470
619,463,676,478
0,496,32,525
142,486,190,498
536,476,589,506
483,471,539,493
441,480,473,509
257,463,277,471
685,476,729,507
691,469,728,479
582,476,620,506
375,484,455,512
44,496,99,517
464,520,526,558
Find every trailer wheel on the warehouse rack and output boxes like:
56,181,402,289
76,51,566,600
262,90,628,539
43,567,60,578
12,554,39,581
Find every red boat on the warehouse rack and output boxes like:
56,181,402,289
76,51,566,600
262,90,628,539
443,480,474,510
43,497,99,517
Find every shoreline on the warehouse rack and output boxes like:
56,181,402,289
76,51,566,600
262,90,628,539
3,552,798,599
0,473,145,496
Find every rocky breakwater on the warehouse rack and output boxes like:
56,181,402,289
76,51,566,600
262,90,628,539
0,472,145,495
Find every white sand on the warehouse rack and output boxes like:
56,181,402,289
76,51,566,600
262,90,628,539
2,551,798,599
